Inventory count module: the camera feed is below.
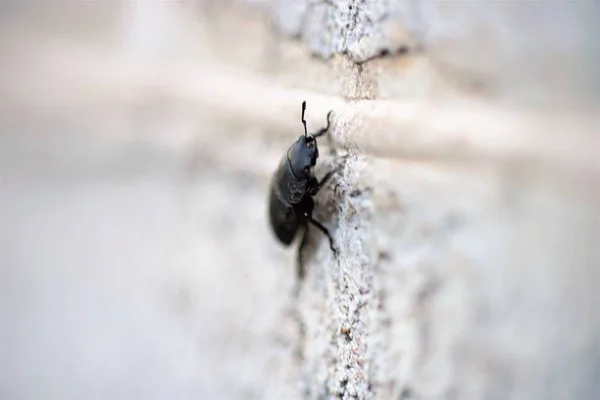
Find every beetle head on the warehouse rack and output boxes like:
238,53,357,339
287,134,319,180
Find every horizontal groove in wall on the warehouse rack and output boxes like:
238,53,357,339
3,38,599,176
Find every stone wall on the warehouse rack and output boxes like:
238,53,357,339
1,1,598,399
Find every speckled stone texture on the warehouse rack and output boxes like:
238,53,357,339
271,0,417,61
265,0,598,106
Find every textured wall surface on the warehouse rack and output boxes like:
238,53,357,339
1,1,599,400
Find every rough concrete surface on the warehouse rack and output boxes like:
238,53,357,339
1,2,599,400
263,0,599,108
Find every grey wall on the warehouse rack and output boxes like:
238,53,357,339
1,1,598,399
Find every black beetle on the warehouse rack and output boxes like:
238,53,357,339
269,101,339,280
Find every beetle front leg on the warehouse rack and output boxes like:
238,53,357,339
311,110,332,139
312,110,339,156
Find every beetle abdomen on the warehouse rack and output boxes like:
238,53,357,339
269,187,299,245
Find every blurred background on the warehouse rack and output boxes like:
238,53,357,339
1,1,599,400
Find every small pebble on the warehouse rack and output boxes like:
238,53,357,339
341,322,352,335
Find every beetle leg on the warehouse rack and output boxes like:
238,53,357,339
318,168,337,187
307,217,338,256
307,177,319,196
311,110,332,139
313,110,339,155
309,166,340,196
297,227,309,281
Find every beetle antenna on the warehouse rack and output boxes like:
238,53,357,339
301,101,307,137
